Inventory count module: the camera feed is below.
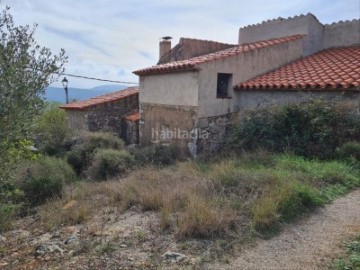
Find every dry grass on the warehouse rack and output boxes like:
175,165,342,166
177,195,236,238
34,153,360,238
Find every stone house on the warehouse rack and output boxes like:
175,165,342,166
60,87,139,144
133,13,360,154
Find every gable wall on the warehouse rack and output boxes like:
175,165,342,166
139,71,199,106
197,38,304,118
138,71,199,150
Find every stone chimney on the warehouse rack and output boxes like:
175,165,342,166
159,36,172,60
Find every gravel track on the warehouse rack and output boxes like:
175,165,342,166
209,189,360,270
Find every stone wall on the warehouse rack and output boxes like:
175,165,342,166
139,102,197,152
125,119,139,145
196,113,231,154
65,94,138,142
66,110,88,133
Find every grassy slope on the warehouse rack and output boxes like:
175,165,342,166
36,151,360,239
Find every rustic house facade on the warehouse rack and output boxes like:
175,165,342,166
133,13,360,155
60,87,139,144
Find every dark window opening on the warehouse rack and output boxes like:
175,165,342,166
217,73,232,98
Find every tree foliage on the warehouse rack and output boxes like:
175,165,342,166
0,5,67,200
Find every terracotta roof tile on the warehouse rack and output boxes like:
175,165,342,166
125,112,140,122
235,47,360,91
59,87,139,110
133,35,304,76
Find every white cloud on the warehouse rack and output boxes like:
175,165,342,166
1,0,359,88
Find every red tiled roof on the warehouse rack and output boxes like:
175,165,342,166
125,112,140,122
133,35,304,76
235,47,360,90
59,87,139,110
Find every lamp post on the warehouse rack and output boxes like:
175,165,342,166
61,77,69,104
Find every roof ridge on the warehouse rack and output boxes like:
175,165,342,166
179,37,236,46
60,87,139,110
240,13,320,30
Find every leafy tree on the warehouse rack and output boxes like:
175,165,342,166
0,6,67,201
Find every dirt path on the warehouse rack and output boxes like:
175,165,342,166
209,189,360,270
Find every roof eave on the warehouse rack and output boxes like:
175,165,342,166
59,92,139,111
234,86,360,91
133,66,200,76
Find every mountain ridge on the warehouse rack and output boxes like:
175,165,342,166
45,84,130,103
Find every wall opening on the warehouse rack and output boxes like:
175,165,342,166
217,73,232,98
161,123,170,142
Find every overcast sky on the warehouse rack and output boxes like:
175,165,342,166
1,0,359,88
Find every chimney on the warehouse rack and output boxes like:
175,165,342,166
159,36,172,60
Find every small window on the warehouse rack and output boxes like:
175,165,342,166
217,73,232,98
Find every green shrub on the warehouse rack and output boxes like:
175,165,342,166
225,100,360,159
15,157,76,206
153,144,182,165
336,141,360,163
67,132,124,175
130,144,183,166
0,203,20,232
279,183,323,221
87,149,134,180
35,103,72,156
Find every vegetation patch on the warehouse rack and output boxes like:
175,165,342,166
66,132,125,175
34,103,72,156
33,152,359,239
331,235,360,270
87,149,135,181
225,100,360,159
15,156,77,206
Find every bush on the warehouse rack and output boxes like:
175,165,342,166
87,149,134,180
35,103,72,156
67,132,125,175
336,142,360,163
130,144,183,166
15,157,76,206
225,100,360,159
0,203,20,232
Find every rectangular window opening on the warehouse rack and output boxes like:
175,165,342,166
217,73,232,98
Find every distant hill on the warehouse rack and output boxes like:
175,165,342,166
45,84,130,103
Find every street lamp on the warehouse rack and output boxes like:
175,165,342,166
61,77,69,104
